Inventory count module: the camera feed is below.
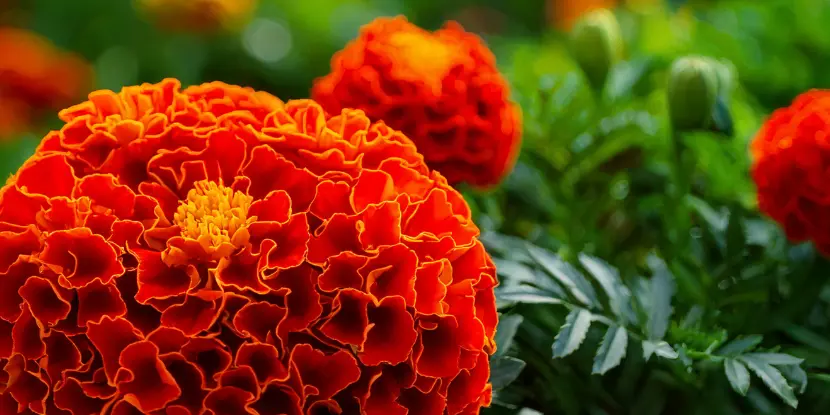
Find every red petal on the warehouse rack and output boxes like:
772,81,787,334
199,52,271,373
351,169,397,213
250,383,302,415
160,353,208,414
42,330,82,385
110,220,145,250
77,279,128,326
290,343,360,400
15,153,76,198
361,244,417,306
41,228,125,288
54,377,110,415
363,371,407,415
0,257,39,321
147,327,189,354
361,296,417,366
414,315,462,378
111,399,144,415
115,270,163,335
215,250,269,294
236,342,289,384
247,213,310,270
307,213,364,265
203,386,255,415
413,259,451,315
271,265,322,342
135,249,199,303
218,366,260,397
309,180,354,220
115,341,182,412
232,301,286,343
86,316,143,383
403,189,477,245
358,201,402,251
160,290,225,336
3,354,49,414
319,288,372,347
0,319,12,358
244,145,318,211
75,174,138,218
308,400,343,415
318,252,367,292
0,186,48,227
180,337,232,387
12,304,46,360
248,190,292,223
446,351,490,415
138,182,181,221
0,227,41,274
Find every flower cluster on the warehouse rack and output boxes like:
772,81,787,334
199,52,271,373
751,89,830,255
312,16,522,188
0,27,91,138
137,0,258,33
0,79,497,414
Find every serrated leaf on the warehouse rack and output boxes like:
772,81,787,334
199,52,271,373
579,254,635,323
494,258,566,297
717,335,763,356
725,358,750,396
489,356,526,390
495,286,563,306
592,325,628,375
552,309,592,358
642,340,679,361
528,246,598,307
494,315,523,358
739,355,799,408
779,364,808,394
645,255,675,340
743,353,804,366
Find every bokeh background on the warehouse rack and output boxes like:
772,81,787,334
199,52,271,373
6,1,830,414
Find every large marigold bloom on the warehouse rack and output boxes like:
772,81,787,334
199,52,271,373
137,0,258,33
312,16,522,188
0,27,91,138
0,79,497,414
751,90,830,254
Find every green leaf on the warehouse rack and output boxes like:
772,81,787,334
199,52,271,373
494,258,566,297
642,340,679,361
495,286,563,306
592,325,628,375
645,255,675,340
711,95,734,137
528,246,598,307
724,358,750,396
717,335,763,356
489,356,527,390
494,315,524,358
552,309,593,358
738,355,799,408
779,365,808,394
785,325,830,352
743,353,804,366
726,210,746,259
579,254,635,323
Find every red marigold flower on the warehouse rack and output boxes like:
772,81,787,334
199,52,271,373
311,16,522,188
751,89,830,255
137,0,259,33
0,79,498,414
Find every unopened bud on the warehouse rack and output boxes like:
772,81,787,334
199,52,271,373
667,56,719,131
569,9,623,91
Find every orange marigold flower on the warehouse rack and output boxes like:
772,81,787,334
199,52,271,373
751,89,830,255
312,16,522,189
137,0,258,33
0,79,498,414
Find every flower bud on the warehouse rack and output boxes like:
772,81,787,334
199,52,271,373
569,8,624,91
667,56,719,131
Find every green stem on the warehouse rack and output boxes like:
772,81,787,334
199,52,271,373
669,129,692,255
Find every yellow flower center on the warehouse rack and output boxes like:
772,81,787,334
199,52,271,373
388,31,459,93
173,180,254,250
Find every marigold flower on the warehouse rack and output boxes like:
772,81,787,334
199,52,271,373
312,16,522,188
137,0,258,33
0,79,498,414
0,27,91,139
751,90,830,255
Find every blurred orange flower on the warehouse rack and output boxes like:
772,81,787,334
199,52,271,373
0,27,91,139
313,16,522,189
137,0,258,33
549,0,618,30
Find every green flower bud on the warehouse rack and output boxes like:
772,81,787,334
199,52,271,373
667,56,719,132
569,9,624,91
706,57,737,100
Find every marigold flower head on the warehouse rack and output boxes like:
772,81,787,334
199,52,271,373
0,79,498,414
137,0,258,33
751,90,830,255
312,16,522,188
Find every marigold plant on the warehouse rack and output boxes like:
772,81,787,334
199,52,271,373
136,0,258,33
0,79,497,414
312,16,522,188
751,89,830,254
0,27,91,138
